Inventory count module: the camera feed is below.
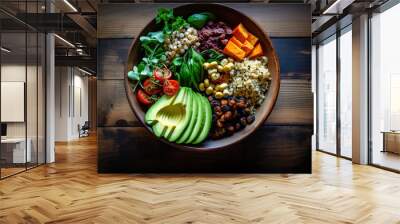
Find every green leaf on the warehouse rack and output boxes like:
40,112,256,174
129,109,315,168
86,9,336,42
201,49,224,62
187,12,215,29
155,7,188,34
172,56,183,66
139,31,164,45
199,12,216,21
128,67,140,81
187,14,209,29
171,16,188,31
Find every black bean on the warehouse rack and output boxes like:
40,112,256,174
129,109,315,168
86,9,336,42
227,125,235,133
235,123,241,131
221,105,231,112
224,111,232,120
212,114,218,123
214,106,221,112
211,100,220,107
247,115,255,124
244,108,251,115
208,96,214,101
240,117,247,126
237,109,245,116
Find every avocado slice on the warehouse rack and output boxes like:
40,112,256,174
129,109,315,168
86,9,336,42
145,90,179,126
167,88,194,142
176,92,200,144
192,95,212,144
145,87,187,139
162,88,189,139
186,93,204,144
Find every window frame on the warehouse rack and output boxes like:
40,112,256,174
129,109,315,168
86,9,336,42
315,23,353,160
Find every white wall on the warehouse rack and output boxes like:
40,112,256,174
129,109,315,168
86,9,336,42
54,67,89,141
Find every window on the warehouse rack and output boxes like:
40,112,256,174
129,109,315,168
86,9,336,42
317,36,337,154
316,25,353,159
370,2,400,171
339,28,352,158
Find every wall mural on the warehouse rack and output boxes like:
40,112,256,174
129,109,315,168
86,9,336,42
97,3,312,173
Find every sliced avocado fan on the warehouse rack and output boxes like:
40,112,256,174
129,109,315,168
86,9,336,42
145,87,212,145
145,87,187,138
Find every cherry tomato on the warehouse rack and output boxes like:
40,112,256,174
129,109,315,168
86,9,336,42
136,89,154,106
153,67,172,83
143,78,162,95
163,80,180,96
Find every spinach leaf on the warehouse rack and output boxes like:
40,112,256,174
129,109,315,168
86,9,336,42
201,49,224,62
139,31,164,45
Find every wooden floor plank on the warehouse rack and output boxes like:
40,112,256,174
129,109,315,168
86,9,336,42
0,135,400,223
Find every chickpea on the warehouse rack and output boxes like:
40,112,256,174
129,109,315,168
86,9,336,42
215,92,224,99
204,79,210,88
208,68,217,74
219,83,228,89
203,62,210,69
222,65,230,72
199,83,205,91
210,61,218,68
227,62,234,70
221,59,228,66
206,86,214,95
210,73,220,81
217,65,224,72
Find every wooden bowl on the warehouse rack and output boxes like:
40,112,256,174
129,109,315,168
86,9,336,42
125,3,280,151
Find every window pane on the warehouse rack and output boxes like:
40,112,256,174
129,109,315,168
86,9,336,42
371,3,400,171
318,37,337,154
340,29,352,158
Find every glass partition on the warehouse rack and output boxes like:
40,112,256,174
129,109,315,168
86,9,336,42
317,35,337,154
1,30,28,178
0,1,46,179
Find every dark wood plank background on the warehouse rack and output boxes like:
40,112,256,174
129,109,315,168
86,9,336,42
97,3,312,173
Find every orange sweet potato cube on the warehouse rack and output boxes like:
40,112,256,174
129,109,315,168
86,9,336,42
232,23,249,43
247,32,259,46
230,36,244,48
241,40,254,55
248,43,264,59
223,40,246,61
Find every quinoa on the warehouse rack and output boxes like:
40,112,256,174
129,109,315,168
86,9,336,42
227,56,271,106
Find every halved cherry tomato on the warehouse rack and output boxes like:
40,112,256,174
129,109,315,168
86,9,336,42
163,80,180,96
143,78,162,95
136,89,154,106
153,67,172,83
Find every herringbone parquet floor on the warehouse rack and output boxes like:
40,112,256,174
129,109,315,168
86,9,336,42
1,135,400,224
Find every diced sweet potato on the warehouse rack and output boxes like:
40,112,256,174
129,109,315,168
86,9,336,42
232,23,249,43
248,43,264,59
241,40,254,55
247,32,259,46
230,36,244,48
223,40,246,61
